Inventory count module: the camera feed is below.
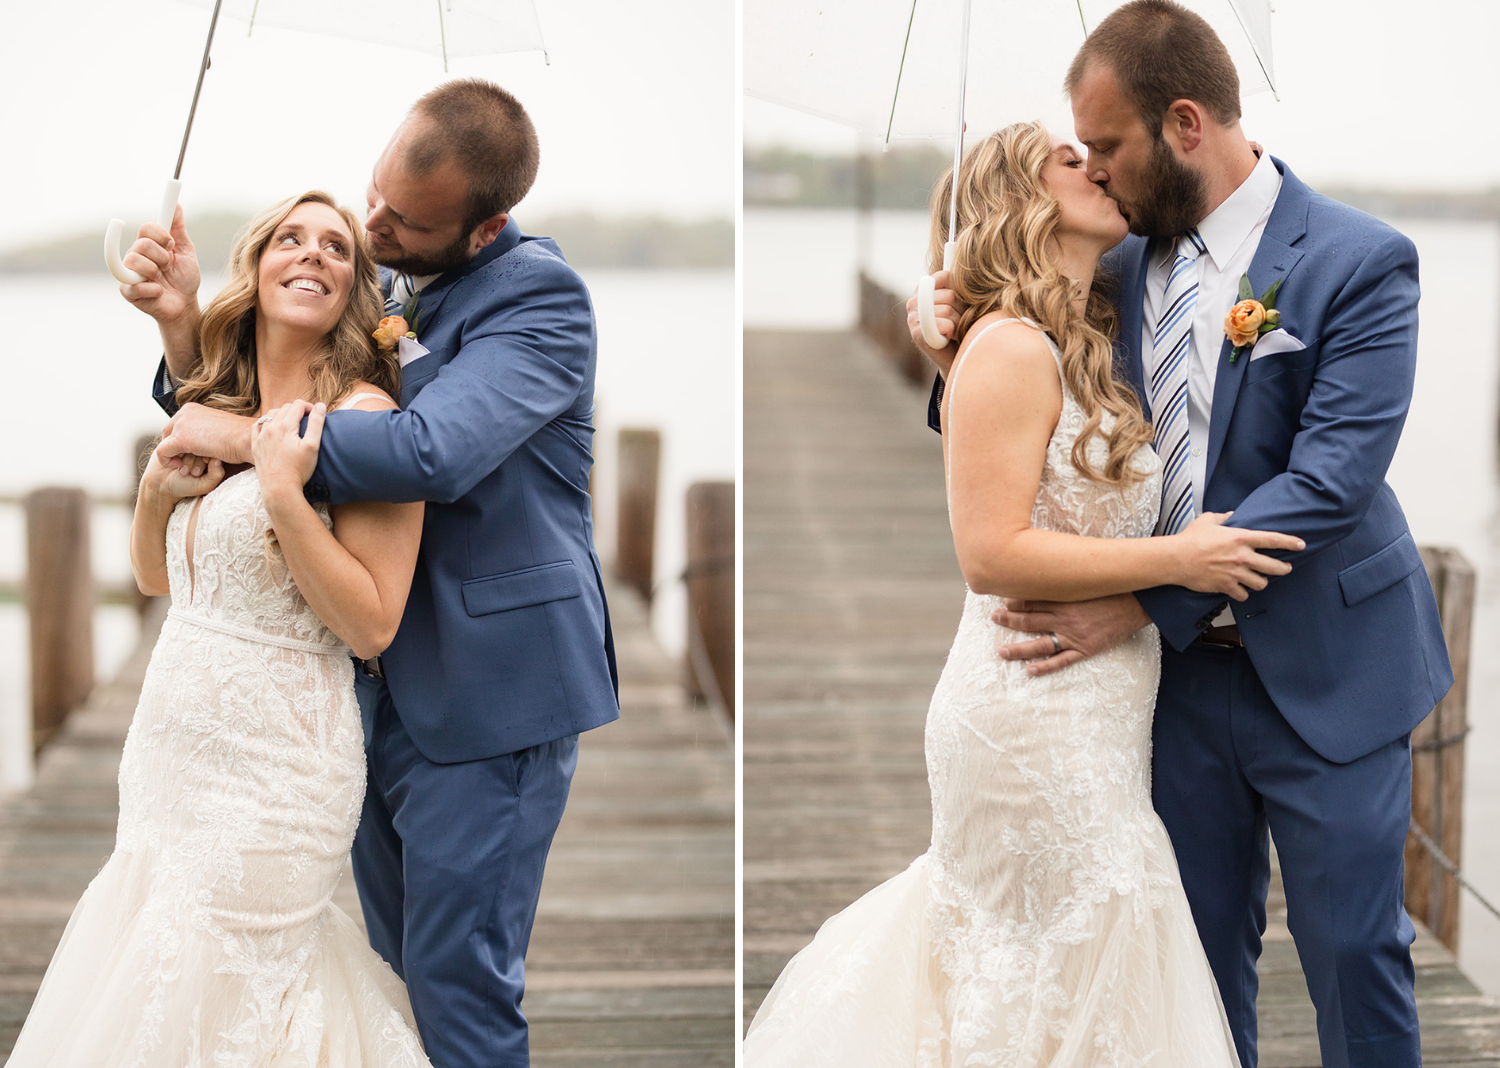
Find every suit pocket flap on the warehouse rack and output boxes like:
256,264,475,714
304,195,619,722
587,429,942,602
462,561,582,616
1338,533,1423,607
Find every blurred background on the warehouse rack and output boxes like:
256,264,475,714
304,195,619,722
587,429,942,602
0,0,735,766
744,0,1500,1005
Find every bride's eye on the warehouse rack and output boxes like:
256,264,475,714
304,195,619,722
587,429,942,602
277,232,299,246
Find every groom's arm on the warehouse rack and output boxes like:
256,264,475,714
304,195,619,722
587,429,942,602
1139,230,1421,651
307,257,591,505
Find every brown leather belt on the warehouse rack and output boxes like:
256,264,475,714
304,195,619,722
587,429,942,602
1197,624,1244,648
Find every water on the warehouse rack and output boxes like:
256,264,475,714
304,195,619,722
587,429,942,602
747,206,1500,991
0,267,734,780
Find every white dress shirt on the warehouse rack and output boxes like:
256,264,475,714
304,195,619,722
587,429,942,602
1141,150,1281,624
1141,149,1282,514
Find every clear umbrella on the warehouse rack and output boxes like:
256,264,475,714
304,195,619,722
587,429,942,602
745,0,1277,346
106,0,548,284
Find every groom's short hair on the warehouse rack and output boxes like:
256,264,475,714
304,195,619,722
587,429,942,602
1065,0,1241,136
406,79,541,231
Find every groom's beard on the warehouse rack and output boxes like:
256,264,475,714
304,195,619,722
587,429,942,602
371,230,474,276
1122,137,1209,239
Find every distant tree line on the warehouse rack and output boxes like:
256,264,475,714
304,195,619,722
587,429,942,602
0,212,733,274
745,146,951,210
746,145,1500,220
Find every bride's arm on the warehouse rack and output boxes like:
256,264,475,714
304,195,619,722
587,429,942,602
946,325,1302,603
255,396,424,659
130,448,225,596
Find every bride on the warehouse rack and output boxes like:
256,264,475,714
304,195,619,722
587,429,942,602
8,192,431,1066
744,122,1303,1067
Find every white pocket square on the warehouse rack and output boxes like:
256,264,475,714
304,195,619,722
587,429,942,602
397,336,431,368
1247,328,1306,362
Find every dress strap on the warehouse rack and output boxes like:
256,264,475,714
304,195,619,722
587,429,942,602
334,391,391,412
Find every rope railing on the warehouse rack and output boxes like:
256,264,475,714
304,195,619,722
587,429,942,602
1408,820,1500,926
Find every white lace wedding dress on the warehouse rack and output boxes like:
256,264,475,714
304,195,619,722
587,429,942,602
744,321,1240,1068
8,401,430,1067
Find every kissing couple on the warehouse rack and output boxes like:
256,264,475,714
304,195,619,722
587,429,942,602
746,2,1451,1067
8,80,618,1068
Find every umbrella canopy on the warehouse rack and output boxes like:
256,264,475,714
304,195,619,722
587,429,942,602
108,0,549,283
170,0,549,66
745,0,1275,143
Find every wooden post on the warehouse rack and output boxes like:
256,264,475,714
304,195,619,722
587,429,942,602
685,481,734,719
1406,546,1475,952
25,488,94,752
615,428,661,604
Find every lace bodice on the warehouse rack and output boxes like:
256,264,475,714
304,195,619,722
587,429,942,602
164,469,347,653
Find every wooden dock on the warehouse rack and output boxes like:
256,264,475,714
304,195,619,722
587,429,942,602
743,327,1500,1065
0,580,733,1065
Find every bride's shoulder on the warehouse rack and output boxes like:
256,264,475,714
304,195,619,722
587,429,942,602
949,317,1062,417
956,316,1057,384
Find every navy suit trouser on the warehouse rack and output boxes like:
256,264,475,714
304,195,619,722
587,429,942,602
1152,641,1420,1068
350,670,578,1068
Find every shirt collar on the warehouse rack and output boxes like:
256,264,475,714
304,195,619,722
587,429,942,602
1194,149,1281,271
1151,149,1282,272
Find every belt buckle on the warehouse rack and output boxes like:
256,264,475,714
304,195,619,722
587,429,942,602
1197,625,1243,649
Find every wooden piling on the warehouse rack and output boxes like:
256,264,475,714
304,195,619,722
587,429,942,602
685,481,735,719
25,489,94,753
1407,547,1476,952
615,428,661,604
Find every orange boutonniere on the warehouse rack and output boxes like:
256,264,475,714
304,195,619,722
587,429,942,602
372,315,412,353
1225,274,1284,362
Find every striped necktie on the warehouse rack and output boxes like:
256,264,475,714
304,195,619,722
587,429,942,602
384,272,417,318
1150,230,1206,536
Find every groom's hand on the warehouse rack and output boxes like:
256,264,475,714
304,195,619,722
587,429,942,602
160,403,254,468
992,593,1151,676
119,204,203,382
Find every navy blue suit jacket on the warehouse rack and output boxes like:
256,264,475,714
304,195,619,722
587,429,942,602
930,160,1451,764
157,217,619,763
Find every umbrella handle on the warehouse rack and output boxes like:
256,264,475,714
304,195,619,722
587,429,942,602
105,179,182,285
916,241,958,350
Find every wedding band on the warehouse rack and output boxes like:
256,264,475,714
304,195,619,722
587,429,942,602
255,415,272,426
1049,632,1062,654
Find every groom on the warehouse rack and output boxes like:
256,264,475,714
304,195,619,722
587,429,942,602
911,3,1452,1066
122,80,619,1067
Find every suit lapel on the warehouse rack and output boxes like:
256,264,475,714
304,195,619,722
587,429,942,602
1118,237,1152,420
1202,158,1310,488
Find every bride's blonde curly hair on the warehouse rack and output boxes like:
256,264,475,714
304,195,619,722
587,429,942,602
928,121,1154,487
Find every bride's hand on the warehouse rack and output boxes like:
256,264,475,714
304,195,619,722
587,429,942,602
251,400,327,502
1169,512,1305,601
145,446,224,502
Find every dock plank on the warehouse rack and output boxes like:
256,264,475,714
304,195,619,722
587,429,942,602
743,327,1500,1066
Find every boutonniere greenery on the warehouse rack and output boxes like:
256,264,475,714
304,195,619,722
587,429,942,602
1224,274,1284,362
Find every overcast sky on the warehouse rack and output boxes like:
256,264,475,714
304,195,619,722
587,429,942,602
745,0,1500,194
0,0,734,253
